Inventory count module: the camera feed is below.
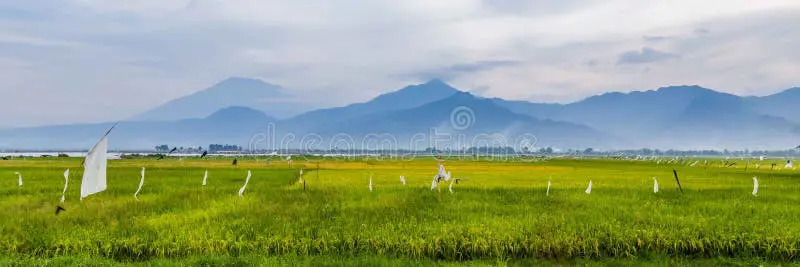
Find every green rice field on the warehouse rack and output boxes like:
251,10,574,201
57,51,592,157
1,156,799,266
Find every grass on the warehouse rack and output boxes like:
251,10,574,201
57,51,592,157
0,156,798,265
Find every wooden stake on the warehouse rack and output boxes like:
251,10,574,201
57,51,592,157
672,169,684,194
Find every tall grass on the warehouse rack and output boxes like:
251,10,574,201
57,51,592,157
0,157,798,264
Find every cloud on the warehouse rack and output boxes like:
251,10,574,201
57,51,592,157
408,60,523,81
0,1,799,126
617,47,680,64
694,28,710,35
642,35,674,42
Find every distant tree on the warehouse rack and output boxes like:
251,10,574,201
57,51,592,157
155,145,170,152
208,144,242,152
584,148,594,154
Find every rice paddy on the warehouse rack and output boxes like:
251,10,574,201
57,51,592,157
1,156,799,266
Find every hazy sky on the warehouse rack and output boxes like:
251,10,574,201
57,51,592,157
1,0,799,127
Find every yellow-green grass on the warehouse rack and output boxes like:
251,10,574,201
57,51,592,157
0,156,798,265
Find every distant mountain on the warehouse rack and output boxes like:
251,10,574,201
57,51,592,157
750,87,800,123
284,79,460,129
490,98,562,119
133,77,311,121
3,79,800,151
497,85,723,137
494,85,800,149
557,86,734,137
303,92,611,149
0,106,275,150
656,92,800,149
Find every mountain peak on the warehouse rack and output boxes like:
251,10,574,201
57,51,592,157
422,78,447,86
369,80,460,105
655,85,714,94
133,76,310,121
285,81,461,126
408,78,457,90
212,77,282,92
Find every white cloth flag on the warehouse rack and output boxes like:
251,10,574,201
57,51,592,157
134,167,145,201
15,172,22,186
653,177,659,193
81,135,108,200
369,176,373,192
238,170,251,197
298,169,304,184
400,175,406,185
61,169,69,203
752,177,759,196
438,164,451,182
546,180,551,196
585,180,592,194
202,170,208,186
448,180,454,193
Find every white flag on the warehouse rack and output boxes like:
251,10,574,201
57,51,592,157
400,175,406,185
134,167,145,201
448,179,454,194
238,170,251,197
81,135,108,200
752,177,759,196
653,177,659,193
546,180,551,196
202,170,208,186
15,172,21,187
369,176,373,192
585,180,592,194
438,163,450,181
61,169,69,203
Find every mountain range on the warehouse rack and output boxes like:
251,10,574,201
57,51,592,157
493,85,800,149
133,77,310,121
1,78,798,151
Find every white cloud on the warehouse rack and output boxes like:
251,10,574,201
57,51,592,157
0,0,798,126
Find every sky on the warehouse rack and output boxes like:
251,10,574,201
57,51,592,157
0,0,799,127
